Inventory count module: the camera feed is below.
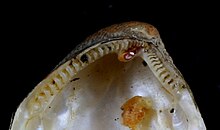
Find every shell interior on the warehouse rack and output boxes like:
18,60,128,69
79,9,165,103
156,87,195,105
10,22,206,130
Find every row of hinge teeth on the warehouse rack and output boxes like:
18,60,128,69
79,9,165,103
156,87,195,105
32,39,147,112
32,58,85,111
147,52,175,89
82,39,130,63
33,68,73,111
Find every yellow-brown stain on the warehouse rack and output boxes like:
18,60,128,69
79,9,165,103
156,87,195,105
121,96,155,130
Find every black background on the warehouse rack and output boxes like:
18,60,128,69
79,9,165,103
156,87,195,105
3,1,219,129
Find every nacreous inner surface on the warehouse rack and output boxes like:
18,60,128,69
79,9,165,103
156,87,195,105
41,54,172,130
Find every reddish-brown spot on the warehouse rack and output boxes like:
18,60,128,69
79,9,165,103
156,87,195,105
118,46,142,62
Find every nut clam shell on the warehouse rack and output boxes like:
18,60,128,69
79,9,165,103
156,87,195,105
10,21,206,130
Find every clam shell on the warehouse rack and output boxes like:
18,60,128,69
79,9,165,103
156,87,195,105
10,21,206,130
